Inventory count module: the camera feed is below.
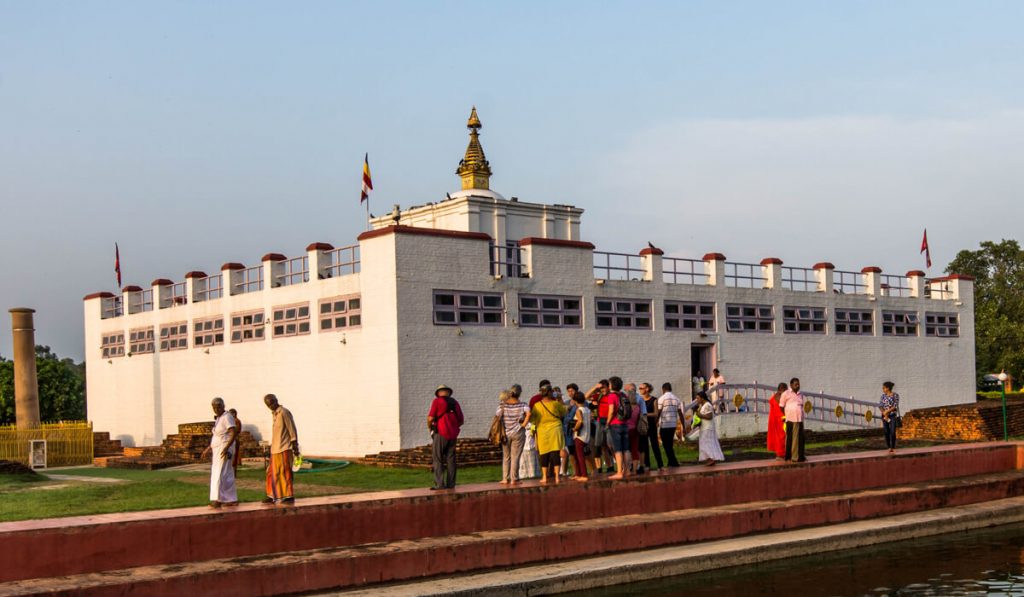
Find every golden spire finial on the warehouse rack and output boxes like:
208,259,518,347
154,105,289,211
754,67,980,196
456,106,491,191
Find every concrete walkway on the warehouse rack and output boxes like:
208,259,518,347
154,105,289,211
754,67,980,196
331,496,1024,596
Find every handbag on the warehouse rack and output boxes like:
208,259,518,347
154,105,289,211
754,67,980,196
637,411,649,435
488,405,508,446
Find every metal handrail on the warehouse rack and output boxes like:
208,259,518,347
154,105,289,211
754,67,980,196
594,251,644,281
710,383,882,429
724,262,767,289
781,266,818,292
277,256,309,287
235,266,264,294
879,274,911,297
194,275,223,302
101,296,123,319
490,243,527,278
663,257,708,285
926,279,953,300
833,270,867,294
325,245,360,278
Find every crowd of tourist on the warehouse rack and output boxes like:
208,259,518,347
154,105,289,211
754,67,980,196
427,375,902,490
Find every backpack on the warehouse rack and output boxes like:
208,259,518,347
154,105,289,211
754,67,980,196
615,391,632,421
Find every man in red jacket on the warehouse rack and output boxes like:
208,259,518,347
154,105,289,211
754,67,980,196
427,384,465,490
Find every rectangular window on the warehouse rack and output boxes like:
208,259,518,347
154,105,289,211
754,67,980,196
272,303,312,337
595,298,652,329
433,290,504,326
159,321,189,351
664,301,715,331
101,331,125,358
230,310,266,343
725,304,774,333
319,295,362,331
783,306,827,334
835,309,873,336
518,294,582,328
129,327,154,355
925,312,959,337
194,317,225,347
882,311,919,337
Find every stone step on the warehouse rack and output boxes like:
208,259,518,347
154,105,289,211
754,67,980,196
1,443,1017,585
4,468,1022,596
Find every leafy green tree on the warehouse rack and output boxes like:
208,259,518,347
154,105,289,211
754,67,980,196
0,346,85,425
946,239,1024,386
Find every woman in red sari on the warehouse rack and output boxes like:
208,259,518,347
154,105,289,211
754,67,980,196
767,382,788,460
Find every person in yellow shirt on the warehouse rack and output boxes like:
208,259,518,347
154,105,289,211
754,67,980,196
529,385,567,484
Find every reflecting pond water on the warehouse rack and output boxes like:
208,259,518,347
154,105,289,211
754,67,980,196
575,522,1024,597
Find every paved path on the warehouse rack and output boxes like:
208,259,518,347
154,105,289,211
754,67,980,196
329,496,1024,596
41,474,124,484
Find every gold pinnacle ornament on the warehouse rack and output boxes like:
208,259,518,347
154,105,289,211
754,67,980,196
456,106,492,191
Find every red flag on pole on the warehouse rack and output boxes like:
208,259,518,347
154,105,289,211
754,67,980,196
360,153,373,204
920,229,932,269
114,243,122,288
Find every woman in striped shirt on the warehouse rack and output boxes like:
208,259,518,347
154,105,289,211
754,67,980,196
496,390,530,485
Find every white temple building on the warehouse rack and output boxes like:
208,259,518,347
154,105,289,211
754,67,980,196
83,109,976,456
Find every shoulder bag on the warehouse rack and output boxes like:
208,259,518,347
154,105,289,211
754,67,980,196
488,405,508,445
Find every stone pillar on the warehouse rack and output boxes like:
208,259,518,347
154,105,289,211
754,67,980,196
222,262,246,295
640,246,664,282
703,253,727,287
761,257,783,289
185,271,207,303
263,253,286,289
813,262,834,293
306,242,334,280
9,308,41,430
862,266,882,297
906,270,926,298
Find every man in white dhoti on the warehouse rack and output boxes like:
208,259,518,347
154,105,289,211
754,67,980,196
694,391,725,466
202,397,238,508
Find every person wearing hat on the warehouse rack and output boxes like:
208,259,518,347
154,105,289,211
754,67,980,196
427,384,465,490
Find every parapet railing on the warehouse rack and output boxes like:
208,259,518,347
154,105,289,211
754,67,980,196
101,296,123,319
712,383,882,429
879,274,911,298
128,289,154,313
170,282,188,307
276,256,309,287
833,270,867,294
235,266,264,294
926,280,953,300
325,245,360,278
490,242,527,278
724,262,767,289
194,275,223,302
594,251,644,281
781,266,818,292
663,257,708,285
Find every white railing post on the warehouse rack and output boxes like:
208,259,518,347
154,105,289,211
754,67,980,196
263,253,285,289
761,257,783,289
640,246,663,282
862,266,882,296
307,242,333,281
152,278,173,309
907,270,926,298
222,263,245,296
704,253,727,286
185,271,206,303
814,262,834,293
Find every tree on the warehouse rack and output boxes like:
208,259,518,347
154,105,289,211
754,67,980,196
0,345,85,425
946,239,1024,386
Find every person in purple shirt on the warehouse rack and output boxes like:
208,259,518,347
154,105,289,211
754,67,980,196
427,384,465,490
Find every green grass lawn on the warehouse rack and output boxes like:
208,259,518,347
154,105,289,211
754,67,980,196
0,437,900,523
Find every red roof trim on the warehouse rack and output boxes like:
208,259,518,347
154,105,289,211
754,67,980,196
184,271,207,279
151,278,174,286
262,253,287,262
760,257,783,266
121,285,143,293
861,266,882,274
83,291,116,301
357,225,491,242
306,242,334,251
639,247,664,256
906,270,926,277
221,262,245,271
702,253,727,261
813,262,835,270
520,237,595,250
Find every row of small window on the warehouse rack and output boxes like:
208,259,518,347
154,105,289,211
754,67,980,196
432,291,714,330
100,295,361,357
430,291,959,338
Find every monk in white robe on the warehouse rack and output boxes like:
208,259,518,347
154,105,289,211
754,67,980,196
202,397,238,507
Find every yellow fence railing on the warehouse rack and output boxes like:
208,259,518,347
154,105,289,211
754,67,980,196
0,421,94,467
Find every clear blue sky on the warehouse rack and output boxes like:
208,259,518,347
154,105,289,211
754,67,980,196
1,1,1022,360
